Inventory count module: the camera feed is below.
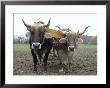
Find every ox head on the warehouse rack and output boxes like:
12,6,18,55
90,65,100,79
59,26,90,51
22,18,51,50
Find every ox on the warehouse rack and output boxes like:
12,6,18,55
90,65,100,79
54,26,91,73
22,18,53,73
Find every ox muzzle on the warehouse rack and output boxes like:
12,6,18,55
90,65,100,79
68,46,75,51
32,43,41,49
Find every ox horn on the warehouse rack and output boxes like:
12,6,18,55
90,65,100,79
55,26,62,31
44,18,51,28
78,26,91,35
22,19,31,31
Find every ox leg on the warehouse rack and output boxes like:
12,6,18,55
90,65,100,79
31,49,38,72
57,50,64,73
67,56,71,73
68,63,71,73
37,50,42,65
56,50,62,64
43,48,51,73
53,48,57,57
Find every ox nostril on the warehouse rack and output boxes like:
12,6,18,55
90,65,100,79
34,43,40,47
68,46,75,51
69,46,74,48
32,43,41,49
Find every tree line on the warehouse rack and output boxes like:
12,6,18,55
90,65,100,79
14,35,97,45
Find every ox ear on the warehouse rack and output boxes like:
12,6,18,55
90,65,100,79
77,38,83,44
77,30,82,38
25,32,31,37
44,32,52,39
59,38,67,43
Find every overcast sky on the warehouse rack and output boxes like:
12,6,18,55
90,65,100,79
14,13,97,37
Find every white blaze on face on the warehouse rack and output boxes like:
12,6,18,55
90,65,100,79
68,46,75,51
31,43,41,49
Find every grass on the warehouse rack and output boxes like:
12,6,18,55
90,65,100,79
79,44,97,48
14,43,97,51
14,44,30,51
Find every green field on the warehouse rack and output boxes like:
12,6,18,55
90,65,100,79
14,43,97,51
78,44,97,48
14,44,30,51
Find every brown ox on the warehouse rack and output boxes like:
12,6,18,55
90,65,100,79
54,26,91,73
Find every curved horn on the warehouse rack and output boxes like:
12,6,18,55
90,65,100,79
44,18,51,28
22,19,31,28
55,26,62,31
78,26,91,35
22,19,31,31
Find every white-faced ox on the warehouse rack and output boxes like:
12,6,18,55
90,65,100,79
55,26,90,72
22,18,53,73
